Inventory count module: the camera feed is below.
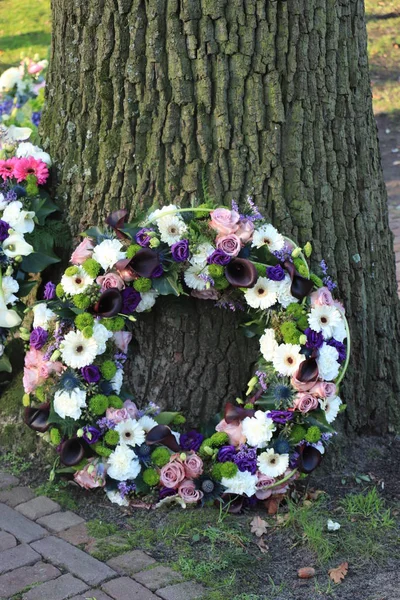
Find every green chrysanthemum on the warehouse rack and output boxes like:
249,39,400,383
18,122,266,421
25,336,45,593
93,443,112,458
209,432,229,448
65,266,79,277
143,468,160,486
50,428,61,445
82,258,101,278
214,278,230,291
105,430,120,446
151,447,171,467
73,294,91,310
290,424,307,444
126,244,141,259
219,461,238,479
208,264,224,279
75,313,94,331
108,395,123,408
305,426,321,443
56,283,65,298
89,394,108,416
133,278,152,293
100,360,117,380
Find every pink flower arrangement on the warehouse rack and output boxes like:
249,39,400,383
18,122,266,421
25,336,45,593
209,208,240,235
105,407,130,423
13,157,49,185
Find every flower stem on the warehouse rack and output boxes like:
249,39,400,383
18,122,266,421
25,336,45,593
263,468,298,490
334,313,351,388
143,207,214,226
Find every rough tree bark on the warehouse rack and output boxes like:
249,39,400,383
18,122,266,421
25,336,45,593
41,0,400,431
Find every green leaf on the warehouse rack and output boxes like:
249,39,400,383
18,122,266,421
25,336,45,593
0,354,12,373
29,195,59,226
82,227,106,242
17,280,37,298
304,411,335,433
155,412,179,426
21,251,60,273
152,275,181,297
119,223,140,240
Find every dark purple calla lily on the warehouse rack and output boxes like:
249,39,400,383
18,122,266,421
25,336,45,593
146,424,181,452
297,444,323,474
60,438,88,466
24,403,50,433
93,288,123,318
283,260,314,300
225,258,258,288
224,402,255,424
106,210,129,239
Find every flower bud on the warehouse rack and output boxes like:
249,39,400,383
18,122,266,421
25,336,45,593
14,255,23,263
87,464,95,474
22,394,30,407
291,247,302,258
180,453,187,461
128,315,137,322
299,334,307,345
303,242,312,258
204,446,213,456
149,238,160,248
77,428,84,438
246,376,258,396
50,350,61,362
19,331,31,341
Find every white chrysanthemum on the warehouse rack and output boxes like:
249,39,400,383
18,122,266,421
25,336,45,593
53,387,87,420
275,274,299,308
116,419,146,447
107,445,141,481
111,368,124,394
308,305,342,340
138,415,158,432
251,224,284,252
92,239,126,271
106,489,129,507
331,316,347,343
61,268,93,296
2,276,19,305
221,470,258,497
2,233,33,257
242,410,276,448
273,344,304,376
32,303,56,330
0,67,21,92
259,328,278,363
257,449,289,478
92,322,113,355
190,243,215,267
183,265,208,291
317,344,340,381
16,142,52,165
244,277,277,309
135,290,159,313
157,215,187,245
61,330,98,369
320,395,342,424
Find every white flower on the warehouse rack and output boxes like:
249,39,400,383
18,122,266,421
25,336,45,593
116,419,146,447
148,204,178,221
53,388,87,420
273,344,304,376
92,322,113,354
244,277,277,310
16,142,52,165
331,316,347,343
0,67,21,92
320,395,342,424
259,328,278,363
61,330,98,369
0,343,4,357
106,489,129,507
317,344,340,381
183,265,208,291
138,415,158,432
308,305,342,340
107,445,141,481
257,449,289,478
221,471,258,497
0,193,7,210
1,125,32,143
157,215,187,245
327,519,341,531
135,290,159,313
275,274,299,308
2,233,33,257
32,303,56,330
190,243,214,267
1,276,19,305
3,201,35,234
111,368,124,394
61,267,93,296
252,224,284,252
92,239,126,271
242,410,276,448
0,297,21,328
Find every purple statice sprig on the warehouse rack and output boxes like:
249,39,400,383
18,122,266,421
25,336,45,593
97,418,116,431
255,370,268,392
273,243,293,263
118,481,136,497
320,259,337,291
198,272,214,287
114,352,127,370
137,401,161,418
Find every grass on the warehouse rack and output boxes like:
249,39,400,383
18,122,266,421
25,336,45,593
0,451,30,475
35,480,79,511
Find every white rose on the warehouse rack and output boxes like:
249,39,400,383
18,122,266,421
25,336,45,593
32,303,56,330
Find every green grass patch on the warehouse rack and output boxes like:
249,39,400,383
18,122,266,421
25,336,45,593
86,518,120,539
35,480,78,511
0,451,30,476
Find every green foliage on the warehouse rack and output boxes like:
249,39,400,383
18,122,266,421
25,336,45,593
0,0,51,64
35,480,78,511
172,414,186,426
0,452,30,475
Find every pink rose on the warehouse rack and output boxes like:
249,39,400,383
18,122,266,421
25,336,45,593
291,371,318,393
113,331,132,353
74,459,105,490
28,63,44,74
191,288,220,301
96,272,125,291
215,419,246,447
209,208,240,235
106,407,130,423
160,458,186,489
255,472,275,500
123,400,139,419
310,287,334,307
183,453,203,478
178,479,204,503
235,219,254,243
309,381,337,399
216,234,241,257
70,238,94,265
293,393,319,413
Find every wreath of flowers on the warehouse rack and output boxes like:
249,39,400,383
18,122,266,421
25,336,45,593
23,199,349,511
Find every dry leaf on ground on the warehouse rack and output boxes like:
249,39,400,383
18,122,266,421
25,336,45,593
256,536,269,554
250,516,269,537
328,562,348,584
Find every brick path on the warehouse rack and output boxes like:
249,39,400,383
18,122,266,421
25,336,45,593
0,472,206,600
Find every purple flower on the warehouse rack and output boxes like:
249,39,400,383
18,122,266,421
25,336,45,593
207,249,231,266
97,417,116,431
233,445,258,474
217,445,236,463
159,486,177,500
273,243,293,263
267,410,294,424
151,264,164,278
118,481,136,497
121,288,141,313
135,228,153,247
171,239,189,262
266,264,285,281
0,220,10,242
180,430,204,452
304,328,324,350
81,364,101,384
255,370,268,392
43,281,56,300
29,327,48,350
31,111,42,127
326,338,346,363
82,426,102,444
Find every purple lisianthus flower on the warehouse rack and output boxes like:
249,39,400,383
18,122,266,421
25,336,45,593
29,327,48,350
207,249,231,266
171,239,189,262
304,328,324,350
81,364,101,384
267,410,294,424
159,486,177,500
266,264,285,281
233,445,258,474
217,445,236,463
121,287,141,313
31,111,42,127
326,338,346,363
135,228,153,247
82,426,102,444
151,264,164,278
180,430,204,452
0,220,10,242
43,281,56,300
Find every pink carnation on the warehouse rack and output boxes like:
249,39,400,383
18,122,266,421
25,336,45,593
178,479,204,503
23,348,63,393
293,393,319,413
106,407,130,423
0,158,18,180
96,272,125,291
160,457,186,489
183,452,203,478
70,237,94,265
216,233,242,257
13,157,49,185
209,208,240,235
215,419,246,447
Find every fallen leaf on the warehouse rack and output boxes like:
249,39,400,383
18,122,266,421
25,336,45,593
297,567,316,579
265,495,283,514
276,513,290,526
328,562,348,584
250,516,269,537
256,536,269,553
307,489,325,501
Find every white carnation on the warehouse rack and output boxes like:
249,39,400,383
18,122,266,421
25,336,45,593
242,410,276,448
317,344,340,381
275,274,299,308
111,368,124,394
221,471,258,497
53,388,87,420
92,239,126,271
135,290,159,313
259,328,278,363
107,445,141,481
92,322,113,355
106,489,129,507
32,303,56,330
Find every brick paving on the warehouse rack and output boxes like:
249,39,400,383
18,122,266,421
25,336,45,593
0,472,207,600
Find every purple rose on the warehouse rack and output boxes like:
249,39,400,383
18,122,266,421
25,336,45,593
81,364,101,384
0,220,10,242
217,445,236,463
180,430,204,452
29,327,48,350
43,281,56,300
267,410,294,424
207,249,231,266
82,426,102,444
266,265,285,281
135,228,153,247
326,338,346,363
304,328,324,350
171,239,189,262
121,288,141,313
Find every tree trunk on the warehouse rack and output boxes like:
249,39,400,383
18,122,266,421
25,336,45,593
41,0,400,432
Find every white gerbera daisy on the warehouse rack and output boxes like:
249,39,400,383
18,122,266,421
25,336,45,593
32,303,56,330
61,330,98,369
273,343,304,376
115,419,146,447
259,328,278,362
183,265,208,291
189,243,214,267
61,268,93,296
242,410,276,448
317,344,340,381
92,322,113,355
244,277,277,310
320,395,342,424
308,305,341,340
107,445,141,481
106,489,129,507
221,470,258,497
257,449,289,478
1,276,19,305
251,224,284,252
138,415,158,432
276,274,299,308
92,239,126,271
111,368,124,394
135,290,159,313
157,215,187,245
53,387,87,420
